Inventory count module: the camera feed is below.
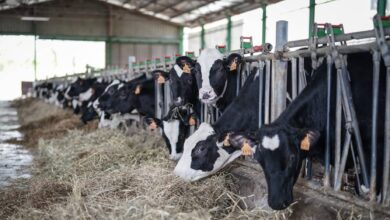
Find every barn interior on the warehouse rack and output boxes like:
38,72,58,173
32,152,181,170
0,0,390,219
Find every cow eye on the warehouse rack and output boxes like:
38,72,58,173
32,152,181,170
108,88,115,95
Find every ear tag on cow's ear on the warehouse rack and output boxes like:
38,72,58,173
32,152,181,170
230,60,237,71
188,116,196,126
300,134,311,151
183,63,191,74
157,74,165,84
223,134,230,147
241,140,253,156
148,120,157,131
134,85,141,95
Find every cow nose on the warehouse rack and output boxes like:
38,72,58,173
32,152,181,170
202,93,210,100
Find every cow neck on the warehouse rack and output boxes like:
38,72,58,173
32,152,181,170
215,70,238,112
275,63,328,131
213,68,260,134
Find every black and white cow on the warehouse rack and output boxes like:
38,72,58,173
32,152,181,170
80,81,109,124
174,64,261,179
195,48,242,111
65,77,97,114
225,51,386,210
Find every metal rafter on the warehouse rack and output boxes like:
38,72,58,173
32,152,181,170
170,0,219,19
136,0,156,9
154,0,183,14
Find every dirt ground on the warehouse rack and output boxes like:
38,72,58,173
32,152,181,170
0,98,387,220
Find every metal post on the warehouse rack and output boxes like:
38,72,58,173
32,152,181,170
334,66,342,189
262,5,267,45
291,58,297,99
34,34,37,81
298,57,307,93
383,66,390,204
377,0,387,16
258,61,265,128
324,54,332,188
106,5,113,67
264,59,271,124
155,81,163,119
201,24,205,49
370,51,380,202
179,26,184,55
226,15,232,52
163,80,172,117
309,0,316,37
271,21,288,121
236,63,242,95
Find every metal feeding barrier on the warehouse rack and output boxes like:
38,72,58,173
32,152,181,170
38,17,390,209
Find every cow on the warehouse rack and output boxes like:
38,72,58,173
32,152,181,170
195,48,242,111
174,64,261,179
80,80,109,124
64,77,97,114
225,51,386,210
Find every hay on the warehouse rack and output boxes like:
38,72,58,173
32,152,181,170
0,99,289,219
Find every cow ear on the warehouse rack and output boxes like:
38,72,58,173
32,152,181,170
226,54,242,72
152,70,168,84
299,129,320,151
221,132,258,156
144,117,162,131
134,85,142,95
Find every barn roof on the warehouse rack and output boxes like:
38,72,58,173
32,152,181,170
0,0,281,27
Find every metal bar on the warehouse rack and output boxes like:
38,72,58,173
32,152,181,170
308,0,316,38
163,80,172,117
236,63,242,96
383,67,390,204
271,20,288,121
291,57,297,99
155,81,163,119
339,66,370,188
262,5,267,45
335,131,352,191
370,50,381,202
264,59,271,124
178,26,184,55
258,61,264,128
377,0,387,16
170,0,219,19
324,55,332,188
286,28,390,48
334,66,343,189
298,57,306,93
226,15,232,52
201,24,205,49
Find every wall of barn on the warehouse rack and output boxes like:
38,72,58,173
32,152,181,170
188,20,243,55
0,0,180,67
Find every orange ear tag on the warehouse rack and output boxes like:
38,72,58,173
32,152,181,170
134,85,141,95
189,117,196,126
149,121,157,130
157,74,166,84
230,60,237,71
300,134,311,151
241,140,253,156
183,63,191,74
223,134,231,147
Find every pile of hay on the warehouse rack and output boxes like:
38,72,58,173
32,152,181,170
3,128,284,219
0,99,288,219
8,98,97,147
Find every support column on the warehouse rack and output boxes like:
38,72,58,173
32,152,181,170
309,0,316,37
262,5,267,45
33,22,37,81
377,0,387,16
179,26,184,55
201,24,205,49
226,15,232,51
106,5,113,67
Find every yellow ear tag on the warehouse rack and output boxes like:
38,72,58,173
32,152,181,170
183,63,191,74
230,60,237,71
134,85,141,95
223,134,230,147
189,117,196,126
241,140,253,156
300,134,311,151
157,74,165,84
149,121,157,130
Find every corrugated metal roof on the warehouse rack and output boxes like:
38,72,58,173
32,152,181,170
0,0,282,27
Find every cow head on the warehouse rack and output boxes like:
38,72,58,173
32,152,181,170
65,77,93,98
174,123,254,181
227,126,320,210
145,105,196,161
195,49,242,104
168,56,197,106
97,80,122,112
81,102,98,124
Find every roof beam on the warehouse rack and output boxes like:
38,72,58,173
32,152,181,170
136,0,157,9
154,0,183,14
170,0,219,19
